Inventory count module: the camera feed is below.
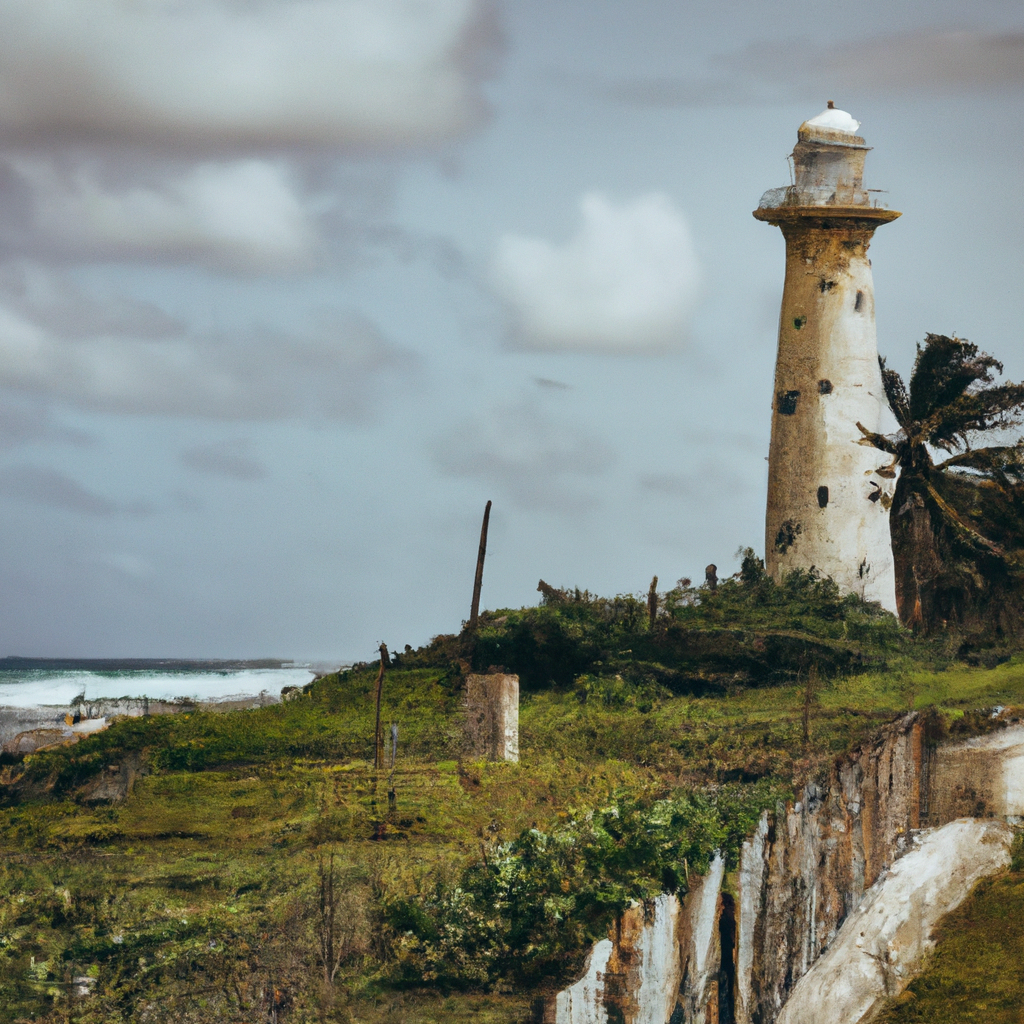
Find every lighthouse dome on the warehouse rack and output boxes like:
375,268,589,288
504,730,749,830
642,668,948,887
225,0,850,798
805,105,860,134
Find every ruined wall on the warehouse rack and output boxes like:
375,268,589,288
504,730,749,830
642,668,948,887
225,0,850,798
538,862,725,1024
463,672,519,762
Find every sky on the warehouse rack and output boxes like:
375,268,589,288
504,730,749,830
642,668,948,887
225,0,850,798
0,0,1021,661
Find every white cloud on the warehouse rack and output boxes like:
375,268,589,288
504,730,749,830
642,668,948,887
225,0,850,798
0,0,496,151
0,274,413,419
4,158,322,272
491,192,701,353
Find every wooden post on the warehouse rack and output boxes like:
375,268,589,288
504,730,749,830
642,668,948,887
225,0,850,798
647,575,658,629
469,500,492,629
374,643,388,770
802,663,818,747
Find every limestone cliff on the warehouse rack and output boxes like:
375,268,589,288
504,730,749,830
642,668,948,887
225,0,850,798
543,713,1023,1024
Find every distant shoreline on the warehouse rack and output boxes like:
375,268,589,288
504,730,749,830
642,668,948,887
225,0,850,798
0,657,298,672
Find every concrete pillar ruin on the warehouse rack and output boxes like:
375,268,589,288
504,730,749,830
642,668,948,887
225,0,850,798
754,105,899,611
463,672,519,762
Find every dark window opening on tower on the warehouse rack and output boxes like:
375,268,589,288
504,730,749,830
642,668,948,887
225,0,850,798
818,379,833,395
819,279,837,293
775,519,802,554
855,290,864,312
793,315,806,330
776,390,800,415
817,486,829,508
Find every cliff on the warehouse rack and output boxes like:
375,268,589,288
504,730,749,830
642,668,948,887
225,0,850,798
543,713,1023,1024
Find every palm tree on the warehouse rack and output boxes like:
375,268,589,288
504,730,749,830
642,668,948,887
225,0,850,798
857,334,1024,636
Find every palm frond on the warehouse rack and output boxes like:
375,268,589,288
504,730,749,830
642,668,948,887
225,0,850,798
908,334,1002,424
934,444,1024,478
856,421,901,456
919,383,1024,451
878,356,911,429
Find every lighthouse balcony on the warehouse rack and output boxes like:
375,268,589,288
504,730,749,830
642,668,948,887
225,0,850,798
757,185,887,211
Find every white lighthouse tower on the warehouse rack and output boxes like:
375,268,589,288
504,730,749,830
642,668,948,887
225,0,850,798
754,105,898,612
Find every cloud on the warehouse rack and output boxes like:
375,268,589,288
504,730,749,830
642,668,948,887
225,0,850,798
0,263,181,337
491,192,701,354
1,158,322,272
0,0,498,152
181,440,267,481
0,273,415,419
0,399,91,451
433,401,614,511
0,465,151,516
606,30,1024,108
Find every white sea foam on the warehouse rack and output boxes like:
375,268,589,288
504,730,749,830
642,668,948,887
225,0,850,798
0,668,315,708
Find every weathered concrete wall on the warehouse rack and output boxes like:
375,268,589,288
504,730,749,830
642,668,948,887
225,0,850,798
463,673,519,762
775,819,1014,1024
927,723,1024,822
755,114,898,612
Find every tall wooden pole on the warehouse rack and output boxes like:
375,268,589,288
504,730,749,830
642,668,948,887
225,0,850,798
469,500,492,629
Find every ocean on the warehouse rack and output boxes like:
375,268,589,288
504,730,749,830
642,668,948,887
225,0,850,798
0,659,318,747
0,659,317,708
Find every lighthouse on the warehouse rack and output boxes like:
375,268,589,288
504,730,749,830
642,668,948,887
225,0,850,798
754,105,898,612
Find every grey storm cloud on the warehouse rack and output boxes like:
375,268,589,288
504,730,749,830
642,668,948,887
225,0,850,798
0,465,152,517
606,30,1024,107
0,157,326,273
433,401,614,513
180,440,268,482
0,400,91,451
0,0,501,152
0,274,416,420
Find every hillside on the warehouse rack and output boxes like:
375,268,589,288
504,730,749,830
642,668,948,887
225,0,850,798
1,572,1022,1023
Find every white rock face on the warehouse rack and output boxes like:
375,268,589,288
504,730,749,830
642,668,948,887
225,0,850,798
632,894,684,1024
736,813,770,1024
554,939,614,1024
776,818,1014,1024
685,852,726,1021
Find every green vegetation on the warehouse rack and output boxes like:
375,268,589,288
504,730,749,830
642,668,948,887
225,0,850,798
3,574,1024,1022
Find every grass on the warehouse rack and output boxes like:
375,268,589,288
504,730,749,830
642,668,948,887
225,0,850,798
3,618,1024,1020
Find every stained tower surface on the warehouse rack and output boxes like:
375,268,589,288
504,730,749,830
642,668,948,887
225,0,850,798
754,105,899,612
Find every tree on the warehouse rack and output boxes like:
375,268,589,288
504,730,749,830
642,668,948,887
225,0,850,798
858,334,1024,636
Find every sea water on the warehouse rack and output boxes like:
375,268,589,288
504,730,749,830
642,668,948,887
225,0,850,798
0,664,316,709
0,660,319,747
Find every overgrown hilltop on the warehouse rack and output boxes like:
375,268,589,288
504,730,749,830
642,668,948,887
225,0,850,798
399,548,949,693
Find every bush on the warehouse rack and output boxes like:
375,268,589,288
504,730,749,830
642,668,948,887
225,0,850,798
383,784,780,989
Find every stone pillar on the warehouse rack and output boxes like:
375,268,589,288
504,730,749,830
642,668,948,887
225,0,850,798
754,106,899,612
463,673,519,762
